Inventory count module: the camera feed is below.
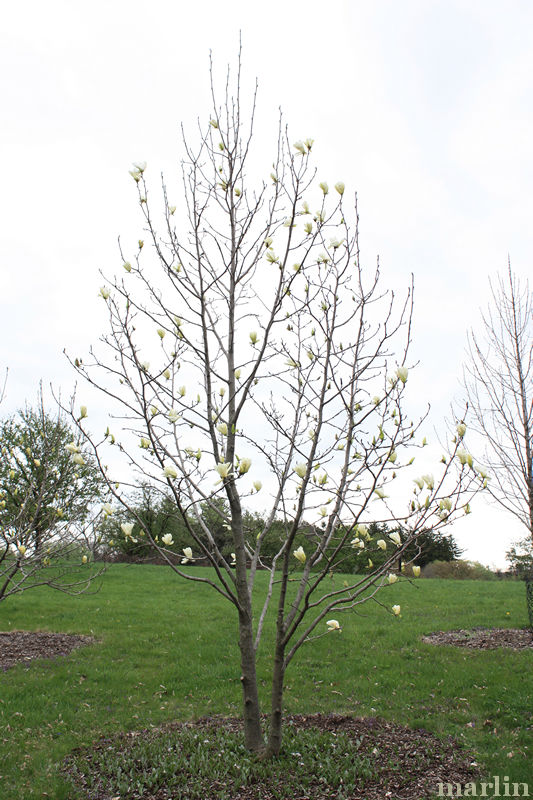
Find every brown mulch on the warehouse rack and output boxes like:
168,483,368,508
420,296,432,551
65,714,479,800
0,630,95,671
422,626,533,651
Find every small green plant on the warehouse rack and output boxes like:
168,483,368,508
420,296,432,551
66,723,375,800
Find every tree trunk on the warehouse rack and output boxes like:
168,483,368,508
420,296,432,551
237,605,265,752
266,642,285,757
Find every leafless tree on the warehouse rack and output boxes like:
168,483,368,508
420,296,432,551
68,53,482,756
464,262,533,545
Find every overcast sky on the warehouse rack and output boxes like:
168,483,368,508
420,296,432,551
2,0,532,567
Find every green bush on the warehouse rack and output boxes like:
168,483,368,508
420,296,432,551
422,559,496,580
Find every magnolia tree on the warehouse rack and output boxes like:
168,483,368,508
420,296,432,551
0,393,105,602
68,59,484,756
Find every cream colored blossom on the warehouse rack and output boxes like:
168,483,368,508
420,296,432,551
456,422,467,438
293,546,306,564
326,619,341,631
215,462,231,479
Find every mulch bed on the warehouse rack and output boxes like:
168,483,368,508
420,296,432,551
0,630,95,671
422,626,533,651
65,714,479,800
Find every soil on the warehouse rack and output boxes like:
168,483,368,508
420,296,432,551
65,714,479,800
0,630,95,671
422,626,533,651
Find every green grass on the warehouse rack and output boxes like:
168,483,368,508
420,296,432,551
0,566,531,798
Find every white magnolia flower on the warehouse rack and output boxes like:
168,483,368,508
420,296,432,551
249,331,258,344
121,522,134,538
253,480,262,492
238,458,252,474
179,386,186,397
374,487,388,500
388,573,398,584
99,286,110,300
293,546,306,564
217,422,228,436
71,453,85,466
140,361,150,372
392,605,401,616
163,464,178,479
389,531,402,546
326,619,341,631
102,503,114,516
376,539,387,551
293,141,306,155
65,442,81,454
80,405,88,418
17,544,27,556
181,546,193,564
161,533,174,546
168,409,180,423
133,161,147,173
294,463,307,479
396,366,408,384
319,506,327,518
230,553,237,566
157,328,166,339
457,449,473,467
354,524,369,540
412,565,421,577
140,437,150,449
215,462,231,479
82,555,88,564
422,474,435,490
456,422,467,438
334,181,345,195
123,261,132,272
319,181,329,195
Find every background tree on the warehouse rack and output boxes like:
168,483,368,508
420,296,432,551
464,263,533,546
505,536,533,578
70,55,483,756
0,392,106,602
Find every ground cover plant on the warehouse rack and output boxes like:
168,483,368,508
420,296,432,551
0,566,531,799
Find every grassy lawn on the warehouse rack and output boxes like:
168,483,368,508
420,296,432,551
0,566,531,798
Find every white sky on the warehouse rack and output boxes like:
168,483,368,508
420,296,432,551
2,0,532,568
